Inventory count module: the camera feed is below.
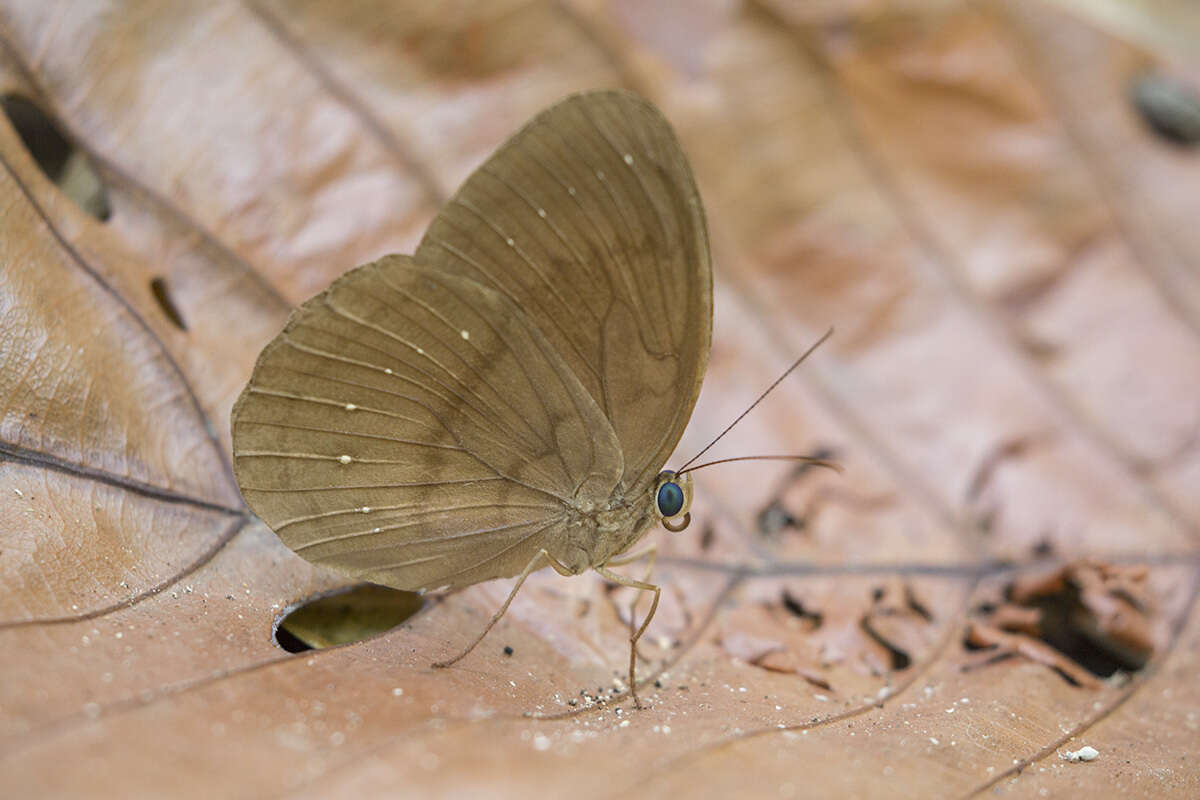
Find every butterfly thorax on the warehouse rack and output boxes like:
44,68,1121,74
559,488,657,572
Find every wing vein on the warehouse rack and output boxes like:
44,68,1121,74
321,293,549,455
368,516,563,585
287,502,556,540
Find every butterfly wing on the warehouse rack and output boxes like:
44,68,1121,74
232,255,623,589
416,90,713,497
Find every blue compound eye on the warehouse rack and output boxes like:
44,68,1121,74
656,481,685,518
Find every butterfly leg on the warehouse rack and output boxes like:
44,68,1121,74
594,564,660,709
433,548,573,669
604,546,659,662
605,544,657,569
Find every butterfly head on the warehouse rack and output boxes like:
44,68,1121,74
654,470,693,533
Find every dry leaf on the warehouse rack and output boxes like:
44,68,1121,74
2,1,1198,797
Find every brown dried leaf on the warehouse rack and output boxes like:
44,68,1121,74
2,1,1199,797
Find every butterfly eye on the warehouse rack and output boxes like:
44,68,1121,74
656,481,685,518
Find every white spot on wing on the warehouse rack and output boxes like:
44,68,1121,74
338,455,353,465
623,153,633,165
506,237,514,246
537,208,546,218
461,330,470,340
344,403,357,411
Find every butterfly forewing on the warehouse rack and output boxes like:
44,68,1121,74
232,255,623,589
416,90,712,497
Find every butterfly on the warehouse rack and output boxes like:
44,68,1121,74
232,90,829,707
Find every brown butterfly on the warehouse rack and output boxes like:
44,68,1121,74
231,90,829,707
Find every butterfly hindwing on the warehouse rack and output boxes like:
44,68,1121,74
232,255,623,589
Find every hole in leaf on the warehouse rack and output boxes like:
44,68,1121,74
967,562,1157,685
273,584,424,652
1017,586,1136,677
150,276,188,331
0,93,111,219
1131,74,1200,147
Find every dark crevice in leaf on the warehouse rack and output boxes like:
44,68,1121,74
273,584,424,652
242,0,447,206
1020,593,1142,676
0,515,248,631
149,276,188,331
272,623,311,654
0,150,240,500
964,562,1160,688
781,589,822,629
905,583,934,622
0,93,111,220
860,616,913,672
862,585,925,673
0,440,244,519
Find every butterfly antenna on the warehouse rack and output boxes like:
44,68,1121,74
677,454,842,477
676,327,834,474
